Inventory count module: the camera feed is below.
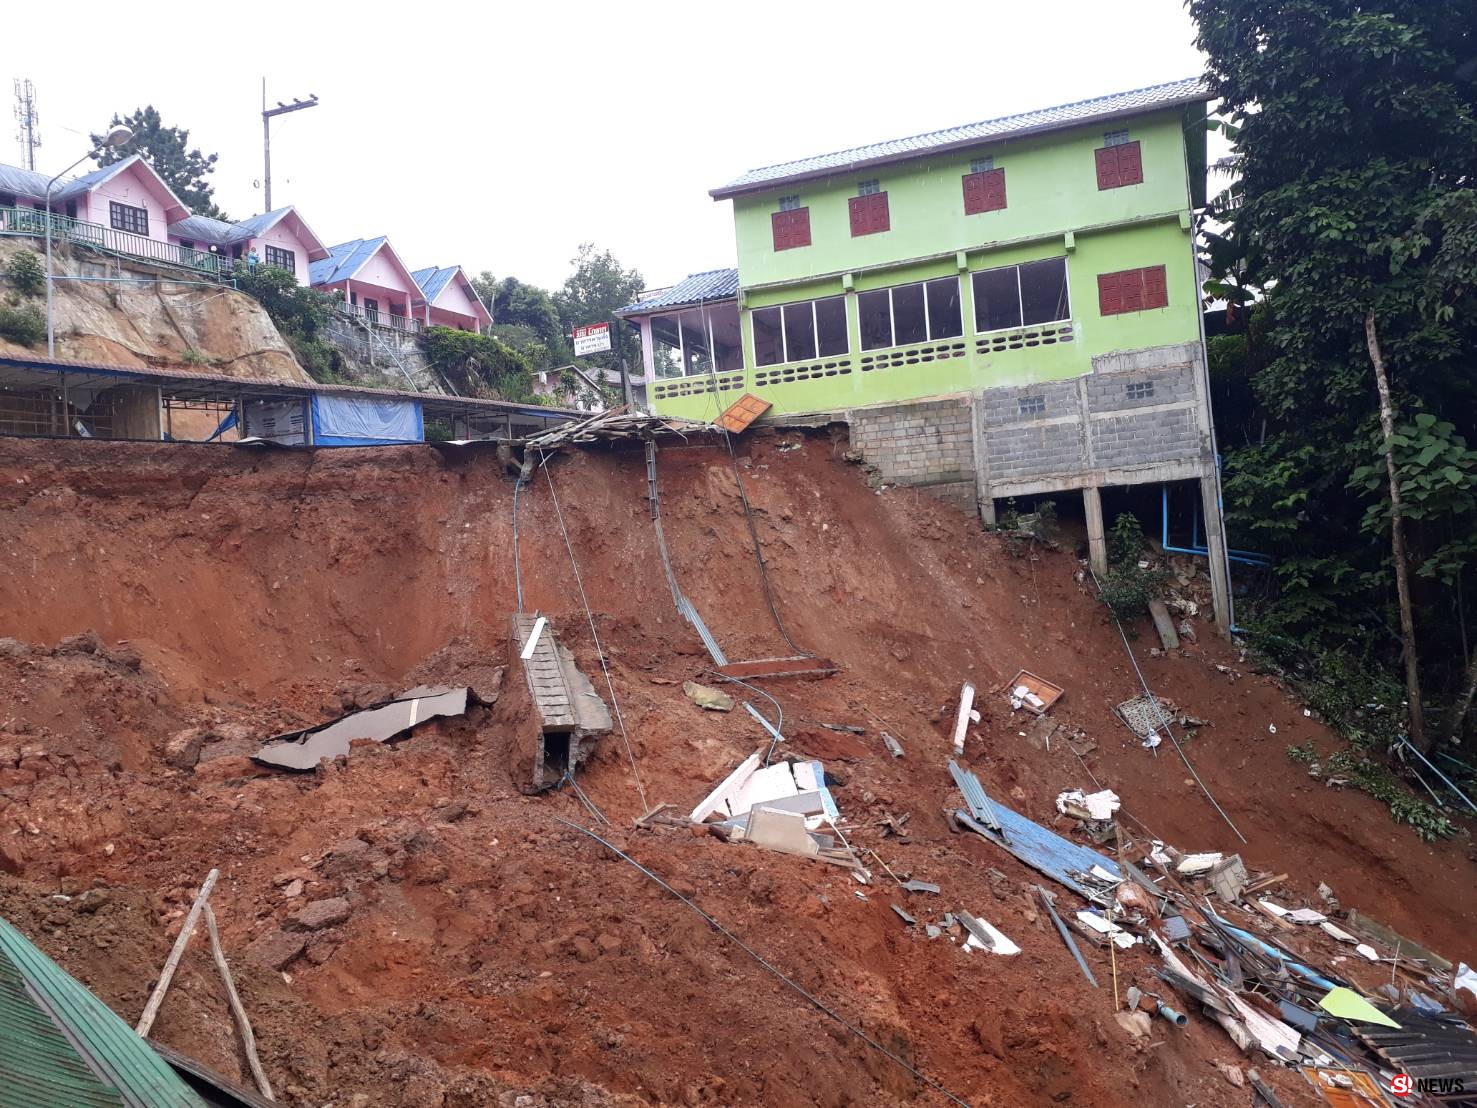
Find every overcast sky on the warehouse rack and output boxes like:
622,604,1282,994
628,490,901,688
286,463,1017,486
5,0,1209,293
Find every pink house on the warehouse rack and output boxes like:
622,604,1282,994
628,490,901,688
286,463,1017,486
56,155,188,242
168,206,330,285
309,237,425,333
409,265,492,333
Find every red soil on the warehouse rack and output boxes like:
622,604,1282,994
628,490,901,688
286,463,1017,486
0,432,1471,1107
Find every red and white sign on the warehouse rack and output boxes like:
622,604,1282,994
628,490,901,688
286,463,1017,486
572,322,612,357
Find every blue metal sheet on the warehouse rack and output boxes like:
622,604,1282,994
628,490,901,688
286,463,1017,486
958,798,1121,900
620,269,739,316
308,236,387,286
410,265,457,303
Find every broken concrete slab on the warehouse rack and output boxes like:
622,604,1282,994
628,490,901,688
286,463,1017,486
289,897,351,932
254,688,470,771
245,929,306,971
683,681,734,712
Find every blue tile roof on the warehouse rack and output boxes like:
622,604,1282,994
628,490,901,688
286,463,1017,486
410,265,458,303
230,207,293,239
309,237,388,286
619,268,739,315
711,76,1208,197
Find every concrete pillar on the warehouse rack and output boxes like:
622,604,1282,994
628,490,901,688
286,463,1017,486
980,496,997,527
1084,485,1108,578
1199,473,1234,636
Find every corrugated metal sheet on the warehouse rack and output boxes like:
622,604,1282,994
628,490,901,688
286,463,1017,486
0,162,52,199
0,916,205,1108
959,797,1122,900
308,237,388,286
410,265,457,303
712,77,1208,197
619,268,739,316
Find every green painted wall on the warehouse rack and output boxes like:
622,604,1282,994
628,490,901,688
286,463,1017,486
731,109,1192,288
645,103,1204,423
650,219,1199,422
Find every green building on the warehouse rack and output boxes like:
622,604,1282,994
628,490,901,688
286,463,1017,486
620,77,1232,631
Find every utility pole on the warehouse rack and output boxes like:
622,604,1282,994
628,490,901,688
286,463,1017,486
13,79,41,171
261,79,318,212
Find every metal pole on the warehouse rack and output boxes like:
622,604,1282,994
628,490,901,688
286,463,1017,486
261,78,271,212
46,151,93,357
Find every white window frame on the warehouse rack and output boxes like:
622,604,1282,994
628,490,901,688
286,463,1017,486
655,303,745,379
971,257,1073,337
859,277,965,352
751,295,848,367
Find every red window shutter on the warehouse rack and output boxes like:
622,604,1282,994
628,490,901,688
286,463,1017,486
1117,141,1144,186
982,169,1006,212
1095,146,1120,190
963,172,986,214
1097,271,1123,315
771,211,789,251
870,192,890,233
1141,264,1167,308
791,207,811,248
964,170,1006,214
772,208,811,251
849,196,869,237
1120,267,1145,313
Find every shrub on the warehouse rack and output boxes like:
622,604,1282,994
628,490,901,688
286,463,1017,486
7,250,45,297
0,303,46,347
1099,511,1169,620
233,265,345,382
422,326,535,401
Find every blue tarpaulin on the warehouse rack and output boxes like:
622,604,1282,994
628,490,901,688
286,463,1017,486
310,394,423,447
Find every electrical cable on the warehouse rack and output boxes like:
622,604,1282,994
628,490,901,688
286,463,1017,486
552,815,973,1108
696,296,808,658
1089,568,1247,844
539,451,649,812
704,668,785,762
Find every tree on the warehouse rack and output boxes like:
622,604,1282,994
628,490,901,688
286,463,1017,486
552,243,645,374
472,272,570,364
1191,0,1477,751
92,106,226,220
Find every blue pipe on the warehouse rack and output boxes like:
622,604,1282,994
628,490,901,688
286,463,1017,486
1161,484,1271,567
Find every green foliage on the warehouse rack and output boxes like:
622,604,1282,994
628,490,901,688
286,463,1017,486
1285,741,1319,764
474,272,570,364
1099,512,1169,621
1191,0,1477,743
7,250,45,298
94,106,226,220
422,327,535,401
0,302,46,347
182,347,210,367
552,243,644,373
233,266,344,382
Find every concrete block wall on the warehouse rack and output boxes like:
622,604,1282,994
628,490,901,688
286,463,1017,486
834,341,1212,513
847,396,975,509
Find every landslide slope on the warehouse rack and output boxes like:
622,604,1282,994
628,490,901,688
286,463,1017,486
0,433,1470,1107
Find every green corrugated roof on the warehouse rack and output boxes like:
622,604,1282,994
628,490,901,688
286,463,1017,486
0,916,206,1108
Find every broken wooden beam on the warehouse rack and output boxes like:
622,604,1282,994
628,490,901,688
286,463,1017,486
713,656,838,680
136,868,219,1037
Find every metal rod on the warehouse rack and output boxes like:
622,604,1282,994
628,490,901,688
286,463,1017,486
1036,884,1097,988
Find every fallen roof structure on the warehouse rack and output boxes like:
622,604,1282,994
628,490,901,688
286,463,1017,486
0,914,207,1107
521,407,715,452
0,354,578,442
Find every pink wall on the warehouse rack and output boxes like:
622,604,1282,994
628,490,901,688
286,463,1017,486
249,219,312,284
351,246,416,303
79,163,171,242
429,274,490,331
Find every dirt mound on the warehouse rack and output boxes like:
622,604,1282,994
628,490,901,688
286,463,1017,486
0,433,1471,1106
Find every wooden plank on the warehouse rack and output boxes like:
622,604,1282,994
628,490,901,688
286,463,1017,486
1147,599,1181,650
715,656,837,680
137,868,219,1036
202,901,274,1101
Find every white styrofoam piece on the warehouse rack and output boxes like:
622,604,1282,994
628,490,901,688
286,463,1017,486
1356,943,1379,962
1259,900,1291,917
519,616,548,660
1320,922,1358,944
689,752,761,823
1287,908,1328,924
